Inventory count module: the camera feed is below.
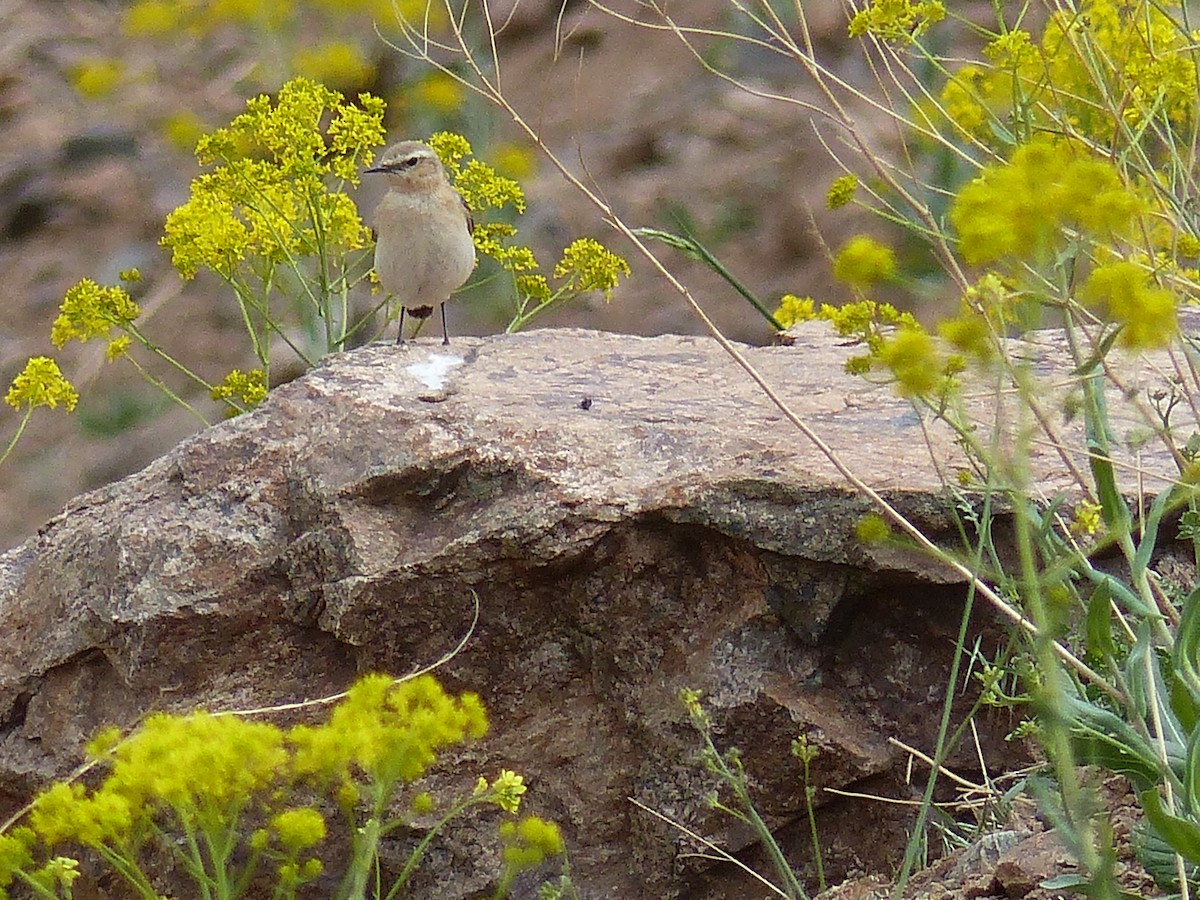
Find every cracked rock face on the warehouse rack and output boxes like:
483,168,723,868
1,328,1035,896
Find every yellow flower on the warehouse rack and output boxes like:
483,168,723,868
412,71,466,115
490,770,527,814
1070,501,1103,536
288,674,488,787
940,64,1000,138
498,816,565,871
877,327,940,397
105,336,132,362
162,77,385,281
1178,233,1200,258
984,29,1037,68
1081,260,1178,349
679,688,710,728
209,0,290,28
848,0,945,41
937,310,993,363
293,41,375,91
553,238,631,299
826,175,859,209
369,0,443,28
210,368,268,411
161,111,207,152
122,0,182,36
5,357,79,412
855,513,892,544
833,236,896,287
70,60,123,100
950,138,1145,267
774,294,817,328
516,274,551,303
270,808,326,851
491,142,537,180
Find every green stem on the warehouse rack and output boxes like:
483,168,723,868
893,490,988,897
702,732,807,900
633,227,784,330
505,288,573,333
1015,494,1114,898
96,844,162,900
13,868,68,899
801,758,825,893
122,353,210,426
383,796,486,900
0,406,34,467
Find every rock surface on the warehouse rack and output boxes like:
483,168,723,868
0,326,1178,897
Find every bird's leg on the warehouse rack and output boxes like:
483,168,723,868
396,305,407,346
440,302,449,346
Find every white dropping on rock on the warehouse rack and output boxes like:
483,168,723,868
406,353,463,391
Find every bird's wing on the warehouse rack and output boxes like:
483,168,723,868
460,193,474,235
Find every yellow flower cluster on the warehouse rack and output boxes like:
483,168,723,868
775,288,952,393
949,138,1147,267
773,294,817,329
162,77,384,281
292,41,374,92
429,131,527,216
499,816,565,869
553,238,632,301
69,60,123,99
410,71,467,116
1081,259,1178,349
792,297,960,397
941,0,1199,145
854,513,892,545
51,280,142,348
848,0,945,41
289,674,487,786
211,368,269,411
475,769,527,814
833,235,897,288
3,674,528,896
425,133,630,321
123,0,430,37
4,357,79,413
876,328,940,397
826,175,859,210
947,136,1181,349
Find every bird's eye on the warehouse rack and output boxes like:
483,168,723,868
400,157,420,169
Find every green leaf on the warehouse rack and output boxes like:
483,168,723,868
1179,509,1200,542
1066,695,1163,790
1186,725,1200,814
1089,445,1128,532
1133,486,1177,580
1079,566,1153,617
1136,818,1199,890
1037,873,1144,899
1126,622,1186,752
1140,788,1200,863
1176,586,1200,709
1085,580,1116,661
1039,874,1091,891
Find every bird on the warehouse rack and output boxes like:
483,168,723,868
365,140,476,345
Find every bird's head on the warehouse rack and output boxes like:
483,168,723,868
364,141,447,190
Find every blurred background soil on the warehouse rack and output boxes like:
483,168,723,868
0,0,928,549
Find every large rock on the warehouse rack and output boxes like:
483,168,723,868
0,326,1168,897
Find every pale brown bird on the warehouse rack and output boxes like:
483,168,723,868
365,141,476,345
